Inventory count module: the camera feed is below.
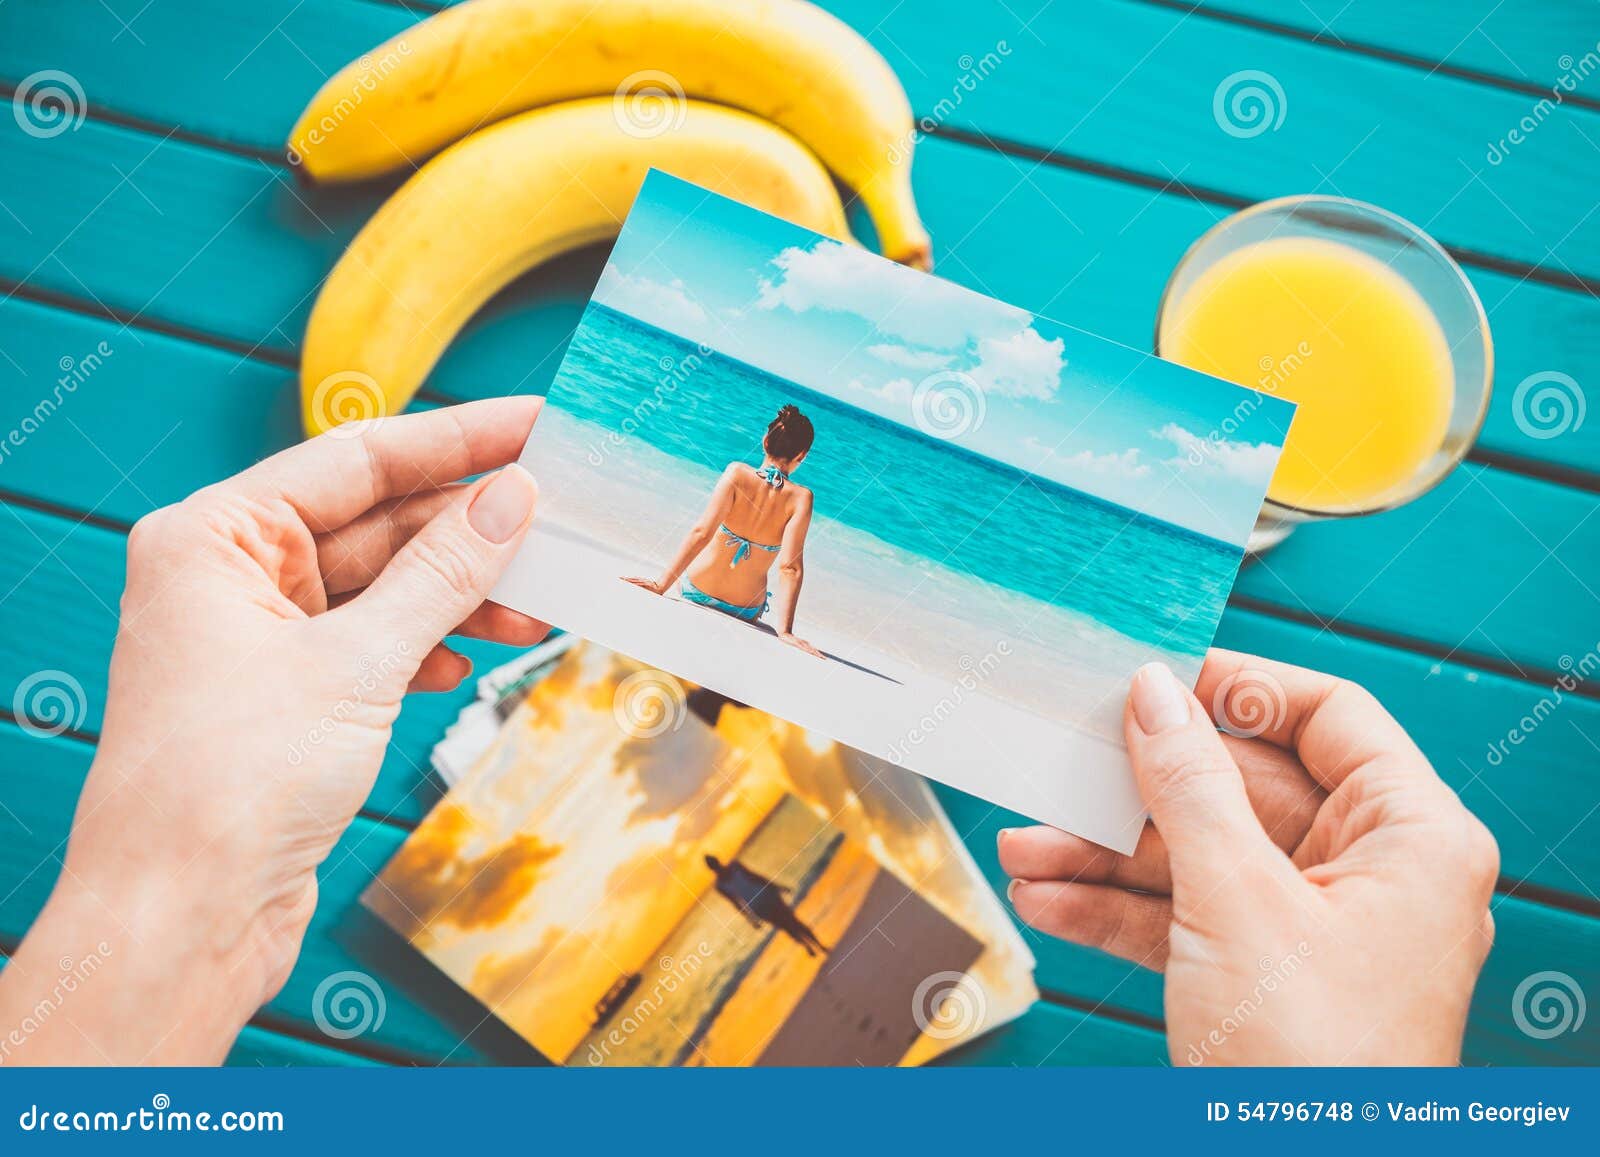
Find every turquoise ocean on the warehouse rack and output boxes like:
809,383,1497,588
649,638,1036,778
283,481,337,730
531,303,1245,735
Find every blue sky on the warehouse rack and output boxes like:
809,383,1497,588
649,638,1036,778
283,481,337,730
594,172,1296,543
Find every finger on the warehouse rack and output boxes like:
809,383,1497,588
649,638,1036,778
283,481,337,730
317,487,464,594
334,464,538,659
1008,880,1172,970
997,734,1326,894
409,644,472,693
1125,663,1294,899
453,602,552,647
1195,649,1423,790
213,397,540,533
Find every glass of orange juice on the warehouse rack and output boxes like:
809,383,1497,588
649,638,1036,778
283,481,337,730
1156,195,1493,551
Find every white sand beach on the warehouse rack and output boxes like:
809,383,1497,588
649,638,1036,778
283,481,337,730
493,522,1148,854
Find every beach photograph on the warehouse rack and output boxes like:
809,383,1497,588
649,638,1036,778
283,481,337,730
491,173,1296,852
362,644,994,1067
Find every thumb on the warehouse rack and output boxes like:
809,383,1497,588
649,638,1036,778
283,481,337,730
341,464,537,658
1125,662,1290,898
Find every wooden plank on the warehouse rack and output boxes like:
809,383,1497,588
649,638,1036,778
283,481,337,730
5,492,1597,898
1231,463,1600,678
3,127,1595,482
934,789,1600,1067
4,132,1600,678
0,723,1159,1065
3,0,1596,279
1187,1,1600,93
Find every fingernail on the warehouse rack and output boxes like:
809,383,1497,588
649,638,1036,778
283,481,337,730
1006,878,1027,905
996,828,1017,851
468,465,536,544
1131,662,1190,734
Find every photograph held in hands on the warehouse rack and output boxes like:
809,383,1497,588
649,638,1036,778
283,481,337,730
491,172,1294,853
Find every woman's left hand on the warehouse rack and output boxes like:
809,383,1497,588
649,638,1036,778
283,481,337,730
622,576,667,595
0,400,547,1064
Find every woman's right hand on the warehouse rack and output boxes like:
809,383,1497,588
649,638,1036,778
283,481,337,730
622,576,667,595
1001,651,1497,1066
778,631,826,659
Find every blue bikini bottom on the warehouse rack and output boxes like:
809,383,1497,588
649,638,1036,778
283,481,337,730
680,579,768,622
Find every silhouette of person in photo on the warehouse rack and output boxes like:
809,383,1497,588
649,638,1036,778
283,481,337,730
704,854,829,957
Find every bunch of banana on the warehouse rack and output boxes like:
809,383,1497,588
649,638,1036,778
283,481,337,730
293,0,929,436
300,100,853,436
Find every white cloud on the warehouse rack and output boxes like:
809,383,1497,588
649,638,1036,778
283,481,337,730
1027,438,1149,479
866,343,953,370
846,377,914,405
1154,422,1280,484
594,267,707,334
756,239,1031,351
968,328,1066,401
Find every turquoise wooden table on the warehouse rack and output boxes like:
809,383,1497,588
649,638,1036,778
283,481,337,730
0,0,1596,1067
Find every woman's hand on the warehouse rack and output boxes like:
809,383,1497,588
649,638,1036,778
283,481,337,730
0,400,547,1064
778,631,826,659
622,576,667,595
1000,652,1498,1067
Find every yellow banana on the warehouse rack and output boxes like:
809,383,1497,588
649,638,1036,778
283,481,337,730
287,0,929,268
301,98,851,437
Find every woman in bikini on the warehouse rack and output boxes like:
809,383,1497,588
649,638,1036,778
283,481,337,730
624,404,825,659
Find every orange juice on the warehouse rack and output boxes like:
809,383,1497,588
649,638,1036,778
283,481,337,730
1160,236,1454,512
